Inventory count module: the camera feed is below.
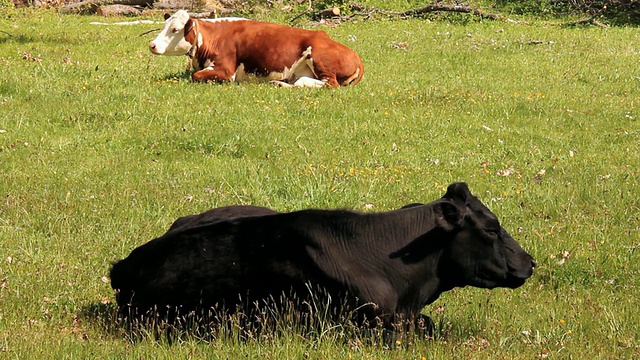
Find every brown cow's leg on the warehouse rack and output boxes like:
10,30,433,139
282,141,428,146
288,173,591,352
340,67,362,86
314,63,341,88
192,66,236,83
322,76,340,88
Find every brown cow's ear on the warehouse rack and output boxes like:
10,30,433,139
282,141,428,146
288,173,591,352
184,19,193,35
164,13,171,20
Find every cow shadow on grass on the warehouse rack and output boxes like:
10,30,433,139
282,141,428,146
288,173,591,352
0,34,36,45
80,296,364,344
78,302,130,339
79,302,214,343
157,70,192,83
77,300,330,344
78,302,237,343
78,298,471,347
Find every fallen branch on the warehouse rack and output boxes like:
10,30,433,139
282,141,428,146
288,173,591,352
291,5,340,23
545,6,607,28
138,27,162,36
394,3,502,20
60,0,152,15
545,16,608,28
97,4,142,16
290,0,313,24
561,17,607,28
187,12,218,19
505,18,530,25
90,19,160,25
335,2,504,23
316,6,341,19
290,8,311,23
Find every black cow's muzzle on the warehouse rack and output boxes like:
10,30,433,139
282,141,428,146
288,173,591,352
505,256,536,288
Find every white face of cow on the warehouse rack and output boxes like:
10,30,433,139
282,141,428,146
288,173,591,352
149,10,193,56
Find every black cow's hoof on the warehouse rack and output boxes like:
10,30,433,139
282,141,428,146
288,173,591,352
415,314,435,338
382,314,435,346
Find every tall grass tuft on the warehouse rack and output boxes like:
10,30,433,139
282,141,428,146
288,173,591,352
100,286,424,348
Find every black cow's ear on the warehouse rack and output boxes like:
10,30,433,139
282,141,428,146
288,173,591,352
440,202,461,223
442,182,471,202
164,13,171,20
440,201,461,225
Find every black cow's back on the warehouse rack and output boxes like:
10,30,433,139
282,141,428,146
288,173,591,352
111,214,340,314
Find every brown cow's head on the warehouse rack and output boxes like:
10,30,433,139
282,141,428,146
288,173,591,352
437,182,535,290
149,10,194,56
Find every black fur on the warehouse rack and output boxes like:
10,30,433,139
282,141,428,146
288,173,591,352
110,183,535,333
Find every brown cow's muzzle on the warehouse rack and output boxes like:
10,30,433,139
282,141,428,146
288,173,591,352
149,42,160,55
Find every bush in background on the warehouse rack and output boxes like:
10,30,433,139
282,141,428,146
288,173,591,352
497,0,638,24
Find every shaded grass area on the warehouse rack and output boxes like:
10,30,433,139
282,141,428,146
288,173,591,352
1,7,639,359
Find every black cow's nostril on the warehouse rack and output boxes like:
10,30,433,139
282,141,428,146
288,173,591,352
531,260,537,268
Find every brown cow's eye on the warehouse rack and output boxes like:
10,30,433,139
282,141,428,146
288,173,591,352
172,28,180,33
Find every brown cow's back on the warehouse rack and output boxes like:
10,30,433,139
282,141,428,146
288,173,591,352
189,18,363,87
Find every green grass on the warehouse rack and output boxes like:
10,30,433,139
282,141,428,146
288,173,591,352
1,5,639,359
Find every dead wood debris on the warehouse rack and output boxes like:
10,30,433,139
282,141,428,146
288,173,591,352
548,16,608,28
69,0,609,28
547,6,608,28
300,2,506,23
293,2,607,28
393,3,503,20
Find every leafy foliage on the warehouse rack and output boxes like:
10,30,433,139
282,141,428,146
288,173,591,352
496,0,640,24
558,0,640,24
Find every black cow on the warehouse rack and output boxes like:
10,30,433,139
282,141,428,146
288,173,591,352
110,182,535,333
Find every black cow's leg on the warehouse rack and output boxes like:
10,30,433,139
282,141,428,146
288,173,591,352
380,313,435,346
415,314,435,338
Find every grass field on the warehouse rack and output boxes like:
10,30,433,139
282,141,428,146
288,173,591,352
0,4,639,359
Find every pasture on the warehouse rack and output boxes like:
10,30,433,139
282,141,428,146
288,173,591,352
1,5,639,359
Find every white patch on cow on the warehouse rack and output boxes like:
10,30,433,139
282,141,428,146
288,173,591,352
232,63,247,82
194,58,213,72
149,10,194,56
293,77,326,88
267,46,322,88
197,32,203,48
271,77,326,88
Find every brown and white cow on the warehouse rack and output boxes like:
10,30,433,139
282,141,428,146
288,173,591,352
149,10,364,88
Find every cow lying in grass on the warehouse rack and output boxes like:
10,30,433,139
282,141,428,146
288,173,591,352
148,10,364,88
110,183,535,336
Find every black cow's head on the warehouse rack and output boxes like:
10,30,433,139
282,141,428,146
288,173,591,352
437,182,535,290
